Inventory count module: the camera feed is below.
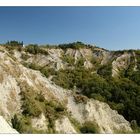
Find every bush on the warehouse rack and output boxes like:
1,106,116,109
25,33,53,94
19,84,43,117
97,63,112,78
80,122,99,133
25,44,48,55
40,68,56,78
6,40,23,47
129,71,140,86
44,100,66,133
11,115,31,133
22,98,42,117
75,58,85,67
59,42,85,49
4,40,23,51
61,55,75,66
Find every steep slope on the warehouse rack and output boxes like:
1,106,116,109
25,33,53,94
0,45,133,133
0,116,18,133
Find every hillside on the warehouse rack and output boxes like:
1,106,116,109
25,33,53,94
0,42,140,133
0,116,18,133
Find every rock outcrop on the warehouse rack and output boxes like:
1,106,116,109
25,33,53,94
0,116,18,133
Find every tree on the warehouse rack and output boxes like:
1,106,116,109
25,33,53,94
6,40,23,47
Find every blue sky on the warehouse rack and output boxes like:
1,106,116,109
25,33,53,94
0,7,140,50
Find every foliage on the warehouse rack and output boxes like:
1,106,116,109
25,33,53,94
40,67,56,78
124,56,136,77
58,41,86,49
17,81,67,133
52,68,91,89
4,40,23,51
128,71,140,86
11,114,23,132
11,114,32,133
97,63,112,78
25,44,48,55
20,88,42,117
11,114,47,133
61,55,75,66
90,58,100,69
44,100,66,133
22,62,56,78
75,58,85,67
68,117,81,133
80,122,99,133
6,40,23,47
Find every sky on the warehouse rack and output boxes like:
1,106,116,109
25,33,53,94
0,7,140,50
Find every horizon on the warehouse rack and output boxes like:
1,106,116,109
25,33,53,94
0,7,140,50
1,40,140,51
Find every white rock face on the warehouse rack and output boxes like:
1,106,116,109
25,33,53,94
55,116,77,134
67,97,132,133
32,113,48,131
132,51,138,71
67,96,85,123
101,51,112,65
0,75,21,119
112,53,131,77
13,50,22,61
84,60,93,69
0,116,18,133
84,100,132,133
0,51,22,120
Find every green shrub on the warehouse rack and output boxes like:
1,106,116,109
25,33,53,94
25,44,48,55
97,63,112,78
44,100,66,133
11,114,32,133
80,122,99,133
22,98,42,117
129,71,140,86
61,55,75,66
40,68,56,78
59,42,85,49
75,58,85,67
19,83,43,117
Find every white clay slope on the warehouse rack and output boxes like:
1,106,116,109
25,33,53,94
0,116,18,133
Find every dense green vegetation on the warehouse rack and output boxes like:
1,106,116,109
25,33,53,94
4,40,23,51
25,44,48,55
22,62,56,78
80,122,99,133
61,55,75,66
58,41,86,49
97,63,112,79
5,40,23,47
